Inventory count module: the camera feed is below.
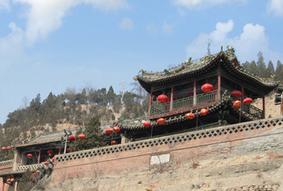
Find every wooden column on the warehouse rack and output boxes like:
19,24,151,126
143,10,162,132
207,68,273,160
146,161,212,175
217,65,221,101
37,150,41,164
147,89,152,115
1,178,4,191
170,87,174,111
239,86,244,122
193,80,197,105
262,96,265,119
13,181,18,191
121,134,127,144
3,182,9,191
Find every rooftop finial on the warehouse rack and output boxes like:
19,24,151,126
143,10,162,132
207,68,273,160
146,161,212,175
226,45,235,54
207,41,211,55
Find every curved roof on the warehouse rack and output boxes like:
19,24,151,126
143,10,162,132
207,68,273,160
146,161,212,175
136,48,278,92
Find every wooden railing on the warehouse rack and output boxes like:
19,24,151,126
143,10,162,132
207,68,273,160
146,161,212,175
150,91,217,117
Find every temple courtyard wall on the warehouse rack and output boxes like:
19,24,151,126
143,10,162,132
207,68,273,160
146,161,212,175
28,117,283,191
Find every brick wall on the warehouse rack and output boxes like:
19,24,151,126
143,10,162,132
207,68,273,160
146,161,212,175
30,117,283,191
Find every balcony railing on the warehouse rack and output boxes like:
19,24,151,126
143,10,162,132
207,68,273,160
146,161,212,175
150,91,217,118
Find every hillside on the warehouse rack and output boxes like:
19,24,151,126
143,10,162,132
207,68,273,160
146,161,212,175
0,86,148,161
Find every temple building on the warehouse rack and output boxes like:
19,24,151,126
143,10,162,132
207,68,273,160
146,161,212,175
0,47,282,191
118,48,279,140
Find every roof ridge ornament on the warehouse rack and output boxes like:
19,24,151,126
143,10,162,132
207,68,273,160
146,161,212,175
226,45,235,54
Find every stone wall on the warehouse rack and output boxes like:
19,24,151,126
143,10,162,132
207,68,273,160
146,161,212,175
30,117,283,191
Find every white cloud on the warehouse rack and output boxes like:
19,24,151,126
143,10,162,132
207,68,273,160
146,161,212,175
12,0,128,44
0,0,128,69
0,0,10,9
186,20,281,62
0,22,24,63
119,17,134,30
268,0,283,16
173,0,246,8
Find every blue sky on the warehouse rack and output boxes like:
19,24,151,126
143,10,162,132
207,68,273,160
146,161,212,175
0,0,282,123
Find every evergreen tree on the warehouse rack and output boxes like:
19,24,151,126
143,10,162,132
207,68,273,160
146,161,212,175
78,88,87,104
71,116,106,150
266,60,275,77
249,60,258,75
275,60,283,83
242,61,250,70
107,86,115,104
30,94,41,112
256,51,267,77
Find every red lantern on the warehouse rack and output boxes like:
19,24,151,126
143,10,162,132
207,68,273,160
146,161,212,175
47,150,52,154
26,153,33,159
104,128,114,136
143,121,151,127
113,126,121,134
157,94,169,103
5,146,12,150
111,140,117,145
233,100,241,110
68,134,76,141
157,118,166,125
243,97,253,104
78,133,86,140
231,90,242,97
200,108,208,116
185,112,195,120
201,83,213,93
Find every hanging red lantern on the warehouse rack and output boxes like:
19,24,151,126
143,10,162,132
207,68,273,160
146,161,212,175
243,97,253,104
231,90,242,97
47,150,53,156
142,121,151,127
104,128,114,136
232,100,241,110
5,146,11,150
185,112,195,120
200,108,208,116
157,94,169,103
26,153,33,159
111,140,117,145
1,146,7,151
78,133,86,140
68,134,76,141
201,83,213,93
113,126,121,134
157,118,166,125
